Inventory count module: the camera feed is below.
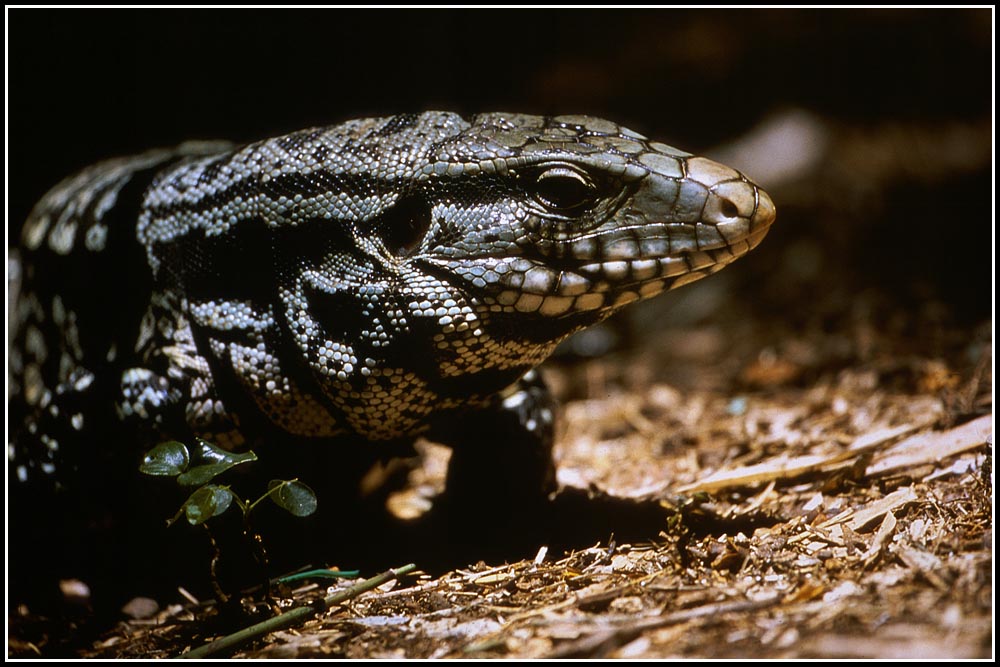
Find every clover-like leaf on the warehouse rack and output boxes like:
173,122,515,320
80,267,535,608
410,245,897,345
139,441,191,477
182,485,234,525
189,438,257,467
176,441,258,486
268,479,318,517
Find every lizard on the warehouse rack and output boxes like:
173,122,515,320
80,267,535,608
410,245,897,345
8,111,775,599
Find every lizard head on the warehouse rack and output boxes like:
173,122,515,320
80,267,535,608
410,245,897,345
140,112,774,439
270,112,776,435
414,112,776,328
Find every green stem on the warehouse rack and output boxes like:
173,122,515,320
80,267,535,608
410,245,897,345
177,563,417,659
226,487,248,515
246,478,296,514
275,568,362,584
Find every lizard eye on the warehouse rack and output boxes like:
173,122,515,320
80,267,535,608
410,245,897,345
533,167,596,212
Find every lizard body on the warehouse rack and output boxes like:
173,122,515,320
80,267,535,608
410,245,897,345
9,112,774,591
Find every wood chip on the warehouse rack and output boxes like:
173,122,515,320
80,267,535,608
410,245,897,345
865,415,992,478
861,510,897,566
533,546,549,566
893,545,949,591
817,486,919,531
674,423,918,493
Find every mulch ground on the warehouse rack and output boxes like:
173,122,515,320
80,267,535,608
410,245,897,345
10,300,991,658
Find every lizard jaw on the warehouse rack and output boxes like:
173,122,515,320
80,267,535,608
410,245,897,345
426,171,775,319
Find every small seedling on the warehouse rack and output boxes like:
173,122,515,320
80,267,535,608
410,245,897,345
140,438,318,602
140,438,317,525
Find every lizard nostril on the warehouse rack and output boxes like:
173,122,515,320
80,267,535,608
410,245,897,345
719,198,740,219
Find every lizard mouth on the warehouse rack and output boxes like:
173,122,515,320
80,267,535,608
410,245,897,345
423,219,775,320
455,188,775,318
549,185,777,307
421,177,775,318
559,183,776,275
567,212,775,288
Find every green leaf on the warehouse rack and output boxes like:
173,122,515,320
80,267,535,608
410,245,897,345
183,485,233,525
175,441,258,485
268,479,318,517
178,463,235,487
190,438,258,467
139,441,191,477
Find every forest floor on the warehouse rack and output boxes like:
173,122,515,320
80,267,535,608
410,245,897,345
10,298,991,659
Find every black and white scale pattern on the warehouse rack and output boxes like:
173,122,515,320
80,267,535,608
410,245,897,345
9,111,775,493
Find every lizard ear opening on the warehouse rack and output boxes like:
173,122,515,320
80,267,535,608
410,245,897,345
380,196,432,258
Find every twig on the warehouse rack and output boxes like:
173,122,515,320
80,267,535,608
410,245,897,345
178,563,417,659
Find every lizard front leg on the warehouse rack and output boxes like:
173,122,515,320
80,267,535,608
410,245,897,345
122,290,246,450
429,369,558,516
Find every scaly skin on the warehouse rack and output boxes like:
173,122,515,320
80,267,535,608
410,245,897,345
9,111,775,541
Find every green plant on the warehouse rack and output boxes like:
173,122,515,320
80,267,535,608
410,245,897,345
140,438,318,602
140,438,317,525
